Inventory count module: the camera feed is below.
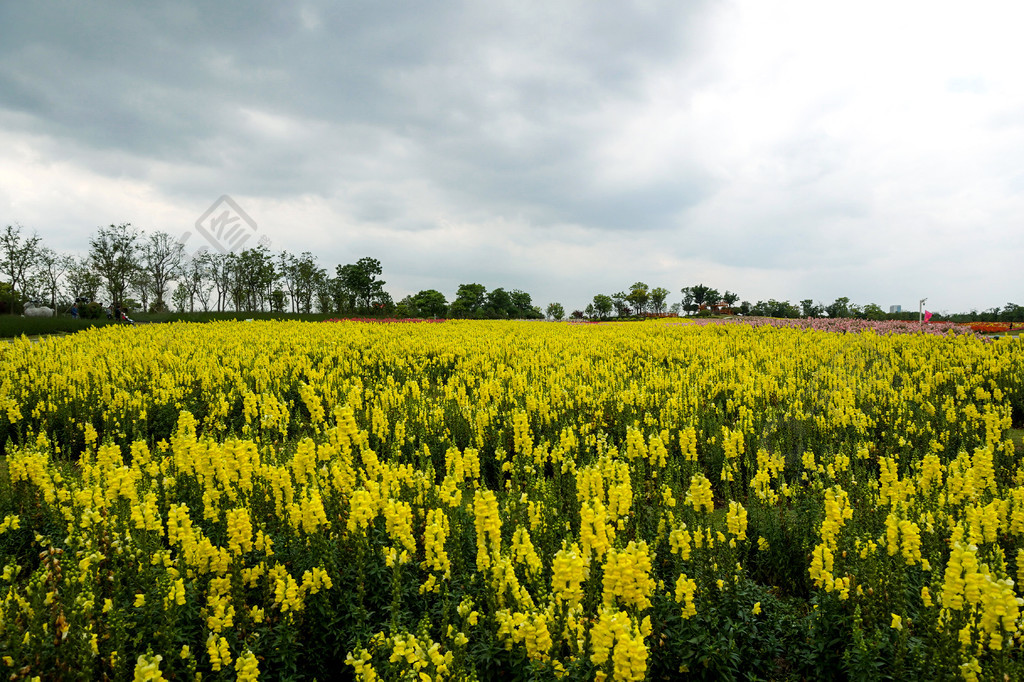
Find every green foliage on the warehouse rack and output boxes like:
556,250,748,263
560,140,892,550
750,299,802,318
826,297,852,319
89,223,139,310
1,225,42,316
592,294,613,319
451,283,487,318
627,282,650,315
649,287,670,314
411,289,449,318
0,316,119,338
800,299,824,318
335,257,386,311
0,282,24,315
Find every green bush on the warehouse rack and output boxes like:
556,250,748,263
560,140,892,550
81,302,105,319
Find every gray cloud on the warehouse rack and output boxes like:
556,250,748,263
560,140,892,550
0,0,1022,312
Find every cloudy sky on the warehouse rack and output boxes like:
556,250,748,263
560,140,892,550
2,1,1022,313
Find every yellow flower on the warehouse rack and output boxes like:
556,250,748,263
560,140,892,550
674,574,697,619
602,541,655,610
207,635,232,671
726,501,748,540
235,649,260,681
685,473,714,514
890,614,902,631
132,653,165,681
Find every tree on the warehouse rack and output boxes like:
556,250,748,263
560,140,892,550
270,288,287,313
0,283,22,315
611,292,631,317
336,257,386,310
650,287,670,314
451,283,487,317
722,291,740,310
0,224,42,314
21,271,48,307
187,252,216,312
141,232,185,311
35,247,73,310
825,297,851,319
315,278,333,314
278,251,299,312
484,288,514,318
800,299,823,318
412,289,448,318
682,284,722,313
861,303,885,321
66,257,103,304
373,291,395,316
546,302,565,321
278,251,326,314
1001,303,1024,323
209,253,233,312
751,299,801,318
172,283,189,313
89,223,140,310
293,252,325,314
680,287,697,316
328,274,351,312
130,268,154,313
510,290,535,318
689,284,715,310
626,282,650,315
229,246,277,311
584,303,595,318
592,294,613,320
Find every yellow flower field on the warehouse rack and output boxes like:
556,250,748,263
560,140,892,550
1,320,1023,680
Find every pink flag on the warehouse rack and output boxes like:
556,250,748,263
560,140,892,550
924,310,932,322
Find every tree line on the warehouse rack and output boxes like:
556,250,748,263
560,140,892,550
3,223,1021,322
571,285,1024,323
0,223,544,319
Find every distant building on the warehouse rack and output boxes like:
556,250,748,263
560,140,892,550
889,305,902,313
698,301,734,315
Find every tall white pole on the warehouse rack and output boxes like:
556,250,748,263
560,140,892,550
919,298,927,324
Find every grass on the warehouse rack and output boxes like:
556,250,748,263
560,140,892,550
0,311,347,338
130,311,343,324
0,316,126,338
1007,428,1024,452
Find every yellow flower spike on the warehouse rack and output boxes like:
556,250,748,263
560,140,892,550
132,653,164,681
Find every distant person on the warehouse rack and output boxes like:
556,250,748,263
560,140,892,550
70,303,79,319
